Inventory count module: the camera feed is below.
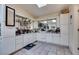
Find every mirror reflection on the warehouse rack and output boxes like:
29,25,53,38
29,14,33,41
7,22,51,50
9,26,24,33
15,15,60,36
15,15,32,35
38,18,60,33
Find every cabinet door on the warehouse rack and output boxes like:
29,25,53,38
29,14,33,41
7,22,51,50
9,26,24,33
33,33,37,41
24,33,37,46
45,33,52,43
24,34,32,44
15,36,24,50
15,36,23,44
36,33,46,42
1,37,15,55
36,33,41,41
24,34,29,46
29,33,36,43
60,34,68,46
52,34,60,45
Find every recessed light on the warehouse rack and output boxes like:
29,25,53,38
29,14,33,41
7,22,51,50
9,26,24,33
43,21,47,23
36,4,47,8
52,20,56,22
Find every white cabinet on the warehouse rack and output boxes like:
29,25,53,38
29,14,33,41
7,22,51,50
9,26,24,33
45,33,53,43
15,35,23,44
24,34,30,46
60,13,69,46
15,33,36,51
52,34,60,44
24,34,33,44
30,33,37,43
15,35,23,51
1,37,15,55
36,32,46,42
36,32,53,43
36,32,68,46
23,33,36,46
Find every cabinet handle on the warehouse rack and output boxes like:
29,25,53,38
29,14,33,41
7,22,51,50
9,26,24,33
77,48,79,50
77,29,79,31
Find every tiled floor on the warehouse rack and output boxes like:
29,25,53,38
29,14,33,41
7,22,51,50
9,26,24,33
14,41,72,55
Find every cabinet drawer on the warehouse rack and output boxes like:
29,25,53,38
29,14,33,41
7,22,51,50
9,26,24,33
16,39,23,44
24,41,29,46
15,36,23,44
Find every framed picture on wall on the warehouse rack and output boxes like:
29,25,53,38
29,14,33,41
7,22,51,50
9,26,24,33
5,6,15,26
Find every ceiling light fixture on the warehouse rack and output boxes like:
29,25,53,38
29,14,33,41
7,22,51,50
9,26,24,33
52,20,56,23
43,21,47,23
36,4,47,8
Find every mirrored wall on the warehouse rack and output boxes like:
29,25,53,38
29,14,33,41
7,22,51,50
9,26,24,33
38,18,60,33
15,15,32,35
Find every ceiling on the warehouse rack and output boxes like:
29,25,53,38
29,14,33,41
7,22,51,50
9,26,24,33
18,4,69,18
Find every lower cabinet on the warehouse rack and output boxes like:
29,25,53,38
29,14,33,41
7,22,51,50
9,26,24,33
0,32,69,55
15,35,24,51
52,34,61,45
46,33,53,43
60,34,68,46
36,33,47,42
1,37,15,55
23,34,30,46
36,33,68,46
15,33,37,51
23,33,36,46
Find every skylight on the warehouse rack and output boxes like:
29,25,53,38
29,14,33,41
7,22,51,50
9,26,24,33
36,4,47,8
